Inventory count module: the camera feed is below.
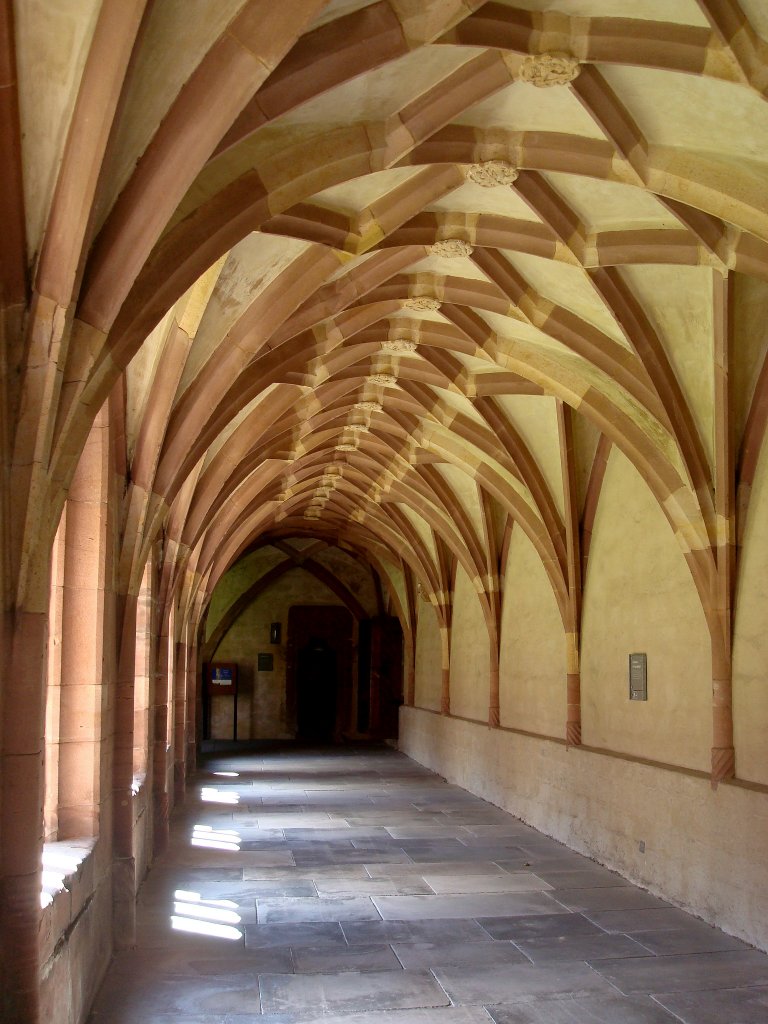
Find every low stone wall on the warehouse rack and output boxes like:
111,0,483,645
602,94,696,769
400,705,768,952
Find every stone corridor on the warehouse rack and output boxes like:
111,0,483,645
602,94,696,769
88,745,768,1024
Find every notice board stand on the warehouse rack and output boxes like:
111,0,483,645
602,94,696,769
206,663,239,740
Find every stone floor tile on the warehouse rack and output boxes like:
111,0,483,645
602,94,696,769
392,939,527,970
106,949,270,978
366,861,506,878
293,850,411,866
291,943,402,973
90,977,261,1019
403,844,518,863
256,1005,492,1024
515,932,653,964
219,881,317,898
385,826,470,839
258,969,451,1015
551,887,671,914
589,950,768,994
342,918,492,945
372,893,561,920
315,878,434,896
433,962,616,1004
495,857,592,873
239,851,296,866
89,1013,225,1024
631,925,749,955
257,896,380,923
243,865,370,880
585,908,707,933
486,994,682,1023
652,985,768,1023
423,873,552,894
478,913,602,941
244,921,346,949
284,828,389,842
533,868,626,889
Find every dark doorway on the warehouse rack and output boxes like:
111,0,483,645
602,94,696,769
369,616,404,739
297,637,336,740
287,606,353,742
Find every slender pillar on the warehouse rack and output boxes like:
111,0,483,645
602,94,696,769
186,638,198,776
173,639,188,796
58,415,109,839
711,643,735,784
152,610,174,856
1,608,48,1024
558,402,583,746
440,622,451,715
113,592,139,948
488,651,500,728
565,632,581,746
403,628,415,708
711,272,735,784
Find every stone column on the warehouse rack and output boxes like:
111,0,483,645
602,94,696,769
1,607,48,1023
565,632,581,746
112,592,138,949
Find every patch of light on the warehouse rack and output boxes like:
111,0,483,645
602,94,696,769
191,836,241,850
176,888,239,913
213,771,239,777
191,823,242,851
41,868,66,891
40,840,94,910
200,787,239,804
171,915,242,940
193,824,241,840
42,849,83,873
173,901,240,924
171,889,242,939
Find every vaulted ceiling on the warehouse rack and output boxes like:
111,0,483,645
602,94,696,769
5,0,768,641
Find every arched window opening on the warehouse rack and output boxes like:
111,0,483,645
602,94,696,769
133,560,153,786
43,510,66,843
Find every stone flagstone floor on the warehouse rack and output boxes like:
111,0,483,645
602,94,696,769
88,744,768,1024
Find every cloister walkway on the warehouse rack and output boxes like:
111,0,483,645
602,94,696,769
88,745,768,1024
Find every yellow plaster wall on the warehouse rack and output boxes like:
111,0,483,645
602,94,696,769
732,434,768,786
580,449,711,771
449,565,490,722
499,526,565,737
414,595,442,712
622,265,714,467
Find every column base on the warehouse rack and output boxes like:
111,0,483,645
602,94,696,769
566,721,582,746
711,745,735,786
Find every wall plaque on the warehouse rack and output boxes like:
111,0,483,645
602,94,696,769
258,653,274,672
629,653,647,701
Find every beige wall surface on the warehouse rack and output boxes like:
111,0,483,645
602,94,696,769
499,526,565,737
733,434,768,786
400,707,768,953
414,595,442,711
580,449,711,771
449,564,491,722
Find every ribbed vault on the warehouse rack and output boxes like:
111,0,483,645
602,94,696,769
3,2,768,1019
3,0,768,755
